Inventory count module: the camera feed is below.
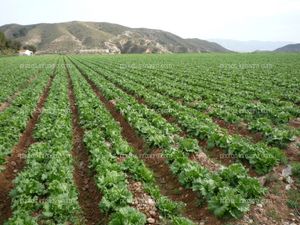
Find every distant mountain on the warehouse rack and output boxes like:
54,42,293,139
274,43,300,52
209,39,294,52
0,21,230,54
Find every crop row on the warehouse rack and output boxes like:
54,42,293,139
101,53,300,104
83,57,298,148
7,61,82,224
68,58,198,224
0,59,55,171
69,57,266,219
0,57,56,103
72,57,284,175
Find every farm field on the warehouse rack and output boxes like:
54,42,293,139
0,53,300,225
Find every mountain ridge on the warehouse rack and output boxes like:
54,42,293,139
0,21,230,54
274,43,300,52
209,38,294,52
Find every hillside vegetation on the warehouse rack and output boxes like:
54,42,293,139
0,21,230,54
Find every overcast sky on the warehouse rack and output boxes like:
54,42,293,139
1,0,299,42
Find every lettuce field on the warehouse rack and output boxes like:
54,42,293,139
0,53,299,225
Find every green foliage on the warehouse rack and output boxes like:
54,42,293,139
178,162,208,188
6,39,21,51
4,53,299,224
208,187,250,219
218,163,248,186
0,66,52,165
178,138,200,153
121,155,155,183
157,196,184,217
292,162,300,179
286,189,300,210
108,207,146,225
0,32,22,53
100,186,133,212
0,32,6,49
7,64,82,224
4,211,39,225
237,177,267,199
171,216,196,225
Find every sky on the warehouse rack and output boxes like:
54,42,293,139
1,0,300,42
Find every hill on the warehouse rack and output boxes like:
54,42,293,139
0,21,230,54
209,39,293,52
274,43,300,52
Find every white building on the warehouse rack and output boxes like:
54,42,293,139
19,49,33,56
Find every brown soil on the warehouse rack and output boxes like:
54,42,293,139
190,151,221,172
0,73,55,224
65,64,106,225
289,118,300,129
77,69,222,224
74,59,300,225
164,115,177,123
198,140,236,167
213,118,263,143
0,100,14,112
201,143,259,177
236,166,300,225
148,148,221,223
80,67,259,176
285,136,300,162
136,97,145,104
0,72,39,112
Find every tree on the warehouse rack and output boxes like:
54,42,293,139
0,32,7,49
6,39,21,51
0,32,22,54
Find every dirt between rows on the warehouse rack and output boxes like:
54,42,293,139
75,66,223,225
213,118,264,143
71,59,300,225
65,64,106,225
98,74,261,177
